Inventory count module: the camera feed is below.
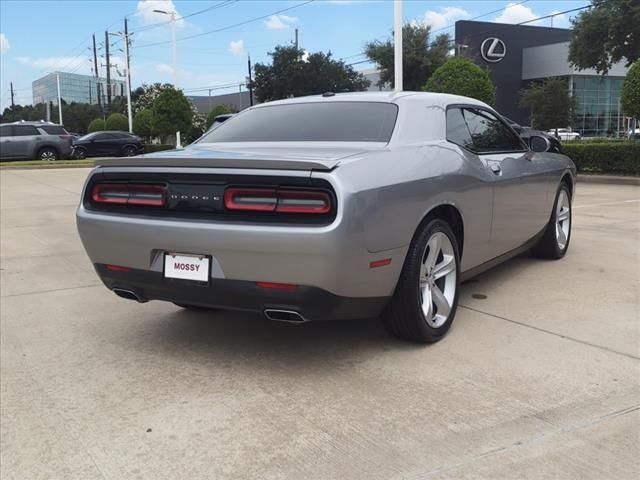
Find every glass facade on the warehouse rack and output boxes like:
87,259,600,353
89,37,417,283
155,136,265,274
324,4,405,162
32,72,125,106
571,75,625,137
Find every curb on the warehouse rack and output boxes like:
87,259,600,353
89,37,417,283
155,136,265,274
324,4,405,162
577,174,640,186
0,163,94,171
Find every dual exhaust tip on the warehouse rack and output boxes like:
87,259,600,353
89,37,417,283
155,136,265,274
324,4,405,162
112,289,307,323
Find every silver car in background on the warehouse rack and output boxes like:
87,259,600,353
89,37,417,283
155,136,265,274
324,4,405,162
76,92,575,343
0,121,73,161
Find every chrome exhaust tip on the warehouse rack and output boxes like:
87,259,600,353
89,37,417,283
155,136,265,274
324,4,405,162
113,288,147,303
264,309,308,323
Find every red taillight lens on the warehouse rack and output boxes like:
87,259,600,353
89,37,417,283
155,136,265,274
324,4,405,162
224,188,331,214
92,184,166,207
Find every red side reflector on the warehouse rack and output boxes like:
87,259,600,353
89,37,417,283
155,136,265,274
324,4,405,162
225,187,331,214
256,282,298,291
369,258,392,268
106,264,131,272
92,183,166,207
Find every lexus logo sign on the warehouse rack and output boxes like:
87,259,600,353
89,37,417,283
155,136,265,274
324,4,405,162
480,37,506,63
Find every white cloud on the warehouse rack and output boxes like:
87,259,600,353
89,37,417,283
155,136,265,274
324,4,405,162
549,10,569,28
422,7,470,30
265,14,298,30
17,56,88,72
494,2,540,25
136,0,184,27
0,33,9,53
156,63,174,74
228,40,244,56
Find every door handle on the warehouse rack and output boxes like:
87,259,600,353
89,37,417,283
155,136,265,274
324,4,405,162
489,164,502,175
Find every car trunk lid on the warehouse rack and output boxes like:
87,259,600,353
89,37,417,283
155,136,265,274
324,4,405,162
93,142,383,171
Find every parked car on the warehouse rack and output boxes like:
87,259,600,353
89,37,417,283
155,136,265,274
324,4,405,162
547,128,581,141
0,121,73,161
77,92,575,343
502,116,562,153
72,131,144,159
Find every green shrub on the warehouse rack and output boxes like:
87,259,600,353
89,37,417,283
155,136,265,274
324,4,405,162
105,113,129,131
424,57,496,106
144,144,176,154
562,141,640,175
87,118,105,133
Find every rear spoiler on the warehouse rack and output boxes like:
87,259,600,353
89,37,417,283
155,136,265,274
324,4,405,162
94,156,339,172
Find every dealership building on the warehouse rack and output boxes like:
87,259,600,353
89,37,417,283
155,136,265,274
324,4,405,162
32,72,125,106
454,20,629,136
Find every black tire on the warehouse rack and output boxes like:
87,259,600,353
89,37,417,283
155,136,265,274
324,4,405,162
531,183,572,259
74,147,87,159
37,147,58,161
382,218,461,343
122,146,137,157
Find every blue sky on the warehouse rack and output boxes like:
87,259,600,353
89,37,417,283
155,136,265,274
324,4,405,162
0,0,590,110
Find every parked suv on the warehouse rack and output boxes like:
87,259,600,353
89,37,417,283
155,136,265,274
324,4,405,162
72,131,144,159
0,121,73,161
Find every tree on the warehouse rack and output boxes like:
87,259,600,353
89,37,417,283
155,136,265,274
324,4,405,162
133,109,154,138
131,82,175,114
364,23,450,91
184,112,207,144
424,57,496,105
151,88,193,141
61,102,102,133
87,118,106,133
205,104,234,128
251,45,369,102
105,113,129,131
519,78,577,133
621,60,640,134
568,0,640,74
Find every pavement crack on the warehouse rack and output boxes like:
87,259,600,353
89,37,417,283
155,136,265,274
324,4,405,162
1,283,102,298
459,304,640,361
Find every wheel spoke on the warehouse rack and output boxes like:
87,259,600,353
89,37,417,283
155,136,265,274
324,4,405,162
424,234,441,270
421,286,433,319
558,208,570,222
432,285,451,317
557,225,567,246
433,255,455,280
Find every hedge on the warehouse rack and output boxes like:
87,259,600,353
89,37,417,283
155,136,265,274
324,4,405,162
562,142,640,175
144,144,177,154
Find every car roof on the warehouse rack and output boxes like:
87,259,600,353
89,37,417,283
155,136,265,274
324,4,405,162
0,120,64,127
253,91,491,110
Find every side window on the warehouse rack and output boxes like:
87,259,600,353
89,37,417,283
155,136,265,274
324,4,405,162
446,108,473,150
12,125,40,137
94,133,109,140
462,108,525,153
0,126,12,137
40,125,67,135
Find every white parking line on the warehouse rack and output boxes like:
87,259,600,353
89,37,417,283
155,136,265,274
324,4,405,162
573,199,640,209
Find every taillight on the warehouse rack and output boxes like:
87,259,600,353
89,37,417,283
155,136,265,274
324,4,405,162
224,188,331,214
92,183,166,207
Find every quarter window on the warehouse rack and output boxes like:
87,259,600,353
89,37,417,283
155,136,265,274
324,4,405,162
12,125,40,136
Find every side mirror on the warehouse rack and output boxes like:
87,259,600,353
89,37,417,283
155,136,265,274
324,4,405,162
529,135,550,153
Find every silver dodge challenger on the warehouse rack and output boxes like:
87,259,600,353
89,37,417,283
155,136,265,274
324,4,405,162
77,92,575,343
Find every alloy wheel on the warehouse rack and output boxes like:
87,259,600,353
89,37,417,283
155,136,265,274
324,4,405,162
40,150,56,161
419,231,457,328
555,189,571,250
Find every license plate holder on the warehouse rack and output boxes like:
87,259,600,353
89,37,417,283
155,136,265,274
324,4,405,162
163,253,210,284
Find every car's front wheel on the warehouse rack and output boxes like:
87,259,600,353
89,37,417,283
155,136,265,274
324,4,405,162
383,218,460,343
74,147,88,159
37,147,58,161
122,146,137,157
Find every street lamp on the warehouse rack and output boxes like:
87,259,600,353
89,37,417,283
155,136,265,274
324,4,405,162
46,71,63,124
153,9,177,86
109,31,133,133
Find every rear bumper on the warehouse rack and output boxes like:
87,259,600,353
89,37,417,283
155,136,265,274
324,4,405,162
95,264,389,321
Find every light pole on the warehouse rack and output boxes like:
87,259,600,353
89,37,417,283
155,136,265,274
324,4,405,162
394,0,403,92
56,72,63,124
109,31,133,133
153,9,177,85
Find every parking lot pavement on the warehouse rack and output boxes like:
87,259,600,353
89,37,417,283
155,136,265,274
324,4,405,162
1,168,638,480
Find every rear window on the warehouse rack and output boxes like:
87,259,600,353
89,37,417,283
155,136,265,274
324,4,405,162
39,125,67,135
199,102,398,143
